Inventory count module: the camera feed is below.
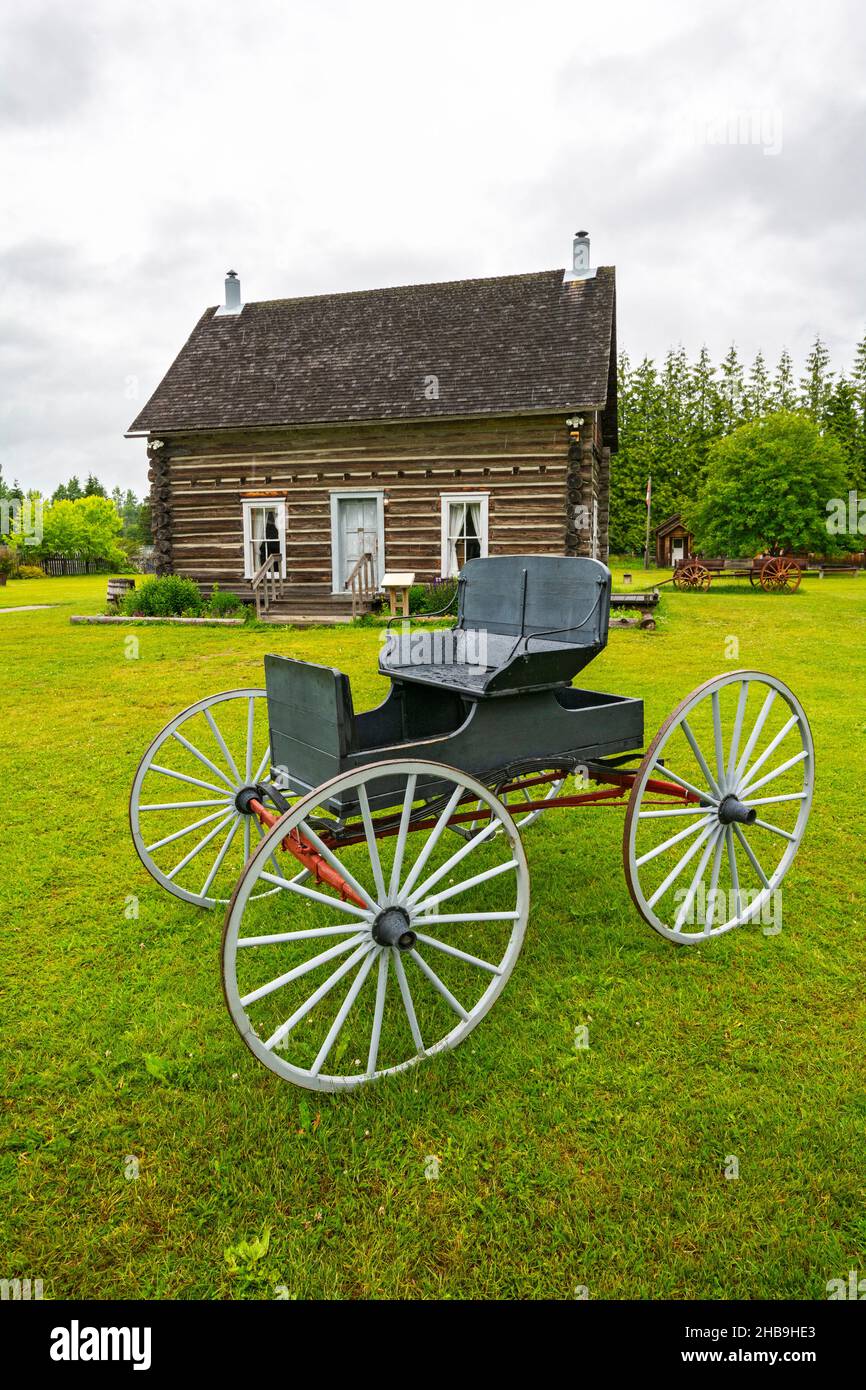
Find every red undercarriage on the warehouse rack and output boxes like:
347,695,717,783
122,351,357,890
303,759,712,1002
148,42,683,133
249,768,699,911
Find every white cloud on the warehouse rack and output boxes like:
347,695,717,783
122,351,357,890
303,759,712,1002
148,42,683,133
1,0,864,494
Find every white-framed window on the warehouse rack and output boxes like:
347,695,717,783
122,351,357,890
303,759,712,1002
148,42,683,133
329,490,385,593
241,498,287,580
440,493,489,577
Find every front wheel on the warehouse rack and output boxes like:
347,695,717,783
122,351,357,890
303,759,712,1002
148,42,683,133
623,671,813,943
221,759,530,1090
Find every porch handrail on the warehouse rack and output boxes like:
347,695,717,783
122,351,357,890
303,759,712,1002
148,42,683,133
345,550,376,618
250,551,284,618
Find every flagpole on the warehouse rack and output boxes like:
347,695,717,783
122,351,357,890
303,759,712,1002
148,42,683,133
644,475,652,569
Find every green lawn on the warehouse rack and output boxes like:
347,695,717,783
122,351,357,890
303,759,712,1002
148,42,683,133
1,567,864,1300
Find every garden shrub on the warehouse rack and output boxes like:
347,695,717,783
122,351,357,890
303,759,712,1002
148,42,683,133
206,583,245,617
410,578,458,614
16,564,46,579
121,575,203,617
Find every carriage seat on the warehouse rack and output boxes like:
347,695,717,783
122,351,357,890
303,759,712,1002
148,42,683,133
378,555,612,698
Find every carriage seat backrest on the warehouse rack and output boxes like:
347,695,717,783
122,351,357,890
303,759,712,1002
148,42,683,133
457,555,611,653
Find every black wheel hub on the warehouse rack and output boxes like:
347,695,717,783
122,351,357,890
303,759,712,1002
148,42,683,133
234,783,266,815
372,906,416,951
718,794,757,826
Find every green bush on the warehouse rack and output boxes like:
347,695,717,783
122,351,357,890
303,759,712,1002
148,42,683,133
16,564,46,580
206,583,245,617
410,578,458,614
121,575,203,617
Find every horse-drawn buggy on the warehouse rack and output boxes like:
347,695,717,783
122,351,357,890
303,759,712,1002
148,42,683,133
130,556,814,1092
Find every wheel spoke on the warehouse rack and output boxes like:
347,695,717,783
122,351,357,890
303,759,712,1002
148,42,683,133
737,748,808,798
296,817,378,911
358,786,387,902
241,932,367,1007
412,911,519,924
646,820,717,910
736,715,800,794
139,798,232,811
413,857,518,913
638,806,712,818
703,831,725,933
656,764,719,805
635,813,713,868
252,745,272,785
259,870,371,917
165,812,236,880
733,823,770,889
199,815,242,898
673,826,722,931
733,689,776,784
414,933,502,975
148,764,233,796
144,806,230,853
406,815,500,907
393,950,424,1053
238,924,363,947
366,950,390,1076
711,691,725,787
172,730,236,789
204,708,242,784
726,679,749,784
245,697,255,782
310,949,378,1076
264,941,374,1051
254,820,282,877
742,791,808,807
400,785,463,898
388,774,417,898
680,719,722,798
753,817,797,841
409,949,470,1020
726,824,740,916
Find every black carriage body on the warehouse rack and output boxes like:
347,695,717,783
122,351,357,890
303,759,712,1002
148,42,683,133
265,556,644,812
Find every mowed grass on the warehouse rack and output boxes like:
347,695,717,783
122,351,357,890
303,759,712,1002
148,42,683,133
1,566,864,1300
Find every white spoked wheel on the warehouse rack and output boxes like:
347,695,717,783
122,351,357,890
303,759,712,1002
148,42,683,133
222,759,530,1091
130,689,295,909
624,671,814,944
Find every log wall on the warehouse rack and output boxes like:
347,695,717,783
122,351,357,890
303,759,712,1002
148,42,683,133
147,413,608,594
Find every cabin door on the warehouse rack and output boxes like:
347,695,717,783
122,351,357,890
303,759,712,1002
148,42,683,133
672,537,685,563
330,492,384,592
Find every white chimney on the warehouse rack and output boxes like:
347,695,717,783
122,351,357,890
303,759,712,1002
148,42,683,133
215,269,242,316
563,231,596,283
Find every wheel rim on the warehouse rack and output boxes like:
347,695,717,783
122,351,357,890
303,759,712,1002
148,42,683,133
623,671,813,943
130,689,295,909
222,759,530,1091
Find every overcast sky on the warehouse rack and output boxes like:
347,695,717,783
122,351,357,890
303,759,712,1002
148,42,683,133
2,0,864,496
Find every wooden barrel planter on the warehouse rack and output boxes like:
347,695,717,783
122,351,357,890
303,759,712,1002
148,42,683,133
107,577,136,607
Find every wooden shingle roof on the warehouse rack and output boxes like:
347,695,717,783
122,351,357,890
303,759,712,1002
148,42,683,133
128,266,616,435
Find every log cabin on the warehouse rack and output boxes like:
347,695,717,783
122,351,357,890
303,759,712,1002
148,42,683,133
126,234,617,622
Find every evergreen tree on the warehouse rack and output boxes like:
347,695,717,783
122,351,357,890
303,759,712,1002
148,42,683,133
718,345,745,430
826,376,860,489
799,334,833,421
771,348,797,410
744,350,771,418
84,473,107,498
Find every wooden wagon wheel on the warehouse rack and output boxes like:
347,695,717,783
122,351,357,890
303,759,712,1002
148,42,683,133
130,689,300,909
623,671,813,944
222,759,530,1091
759,557,802,593
673,562,711,591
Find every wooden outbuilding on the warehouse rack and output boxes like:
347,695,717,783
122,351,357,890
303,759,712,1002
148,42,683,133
654,513,693,568
127,247,617,621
